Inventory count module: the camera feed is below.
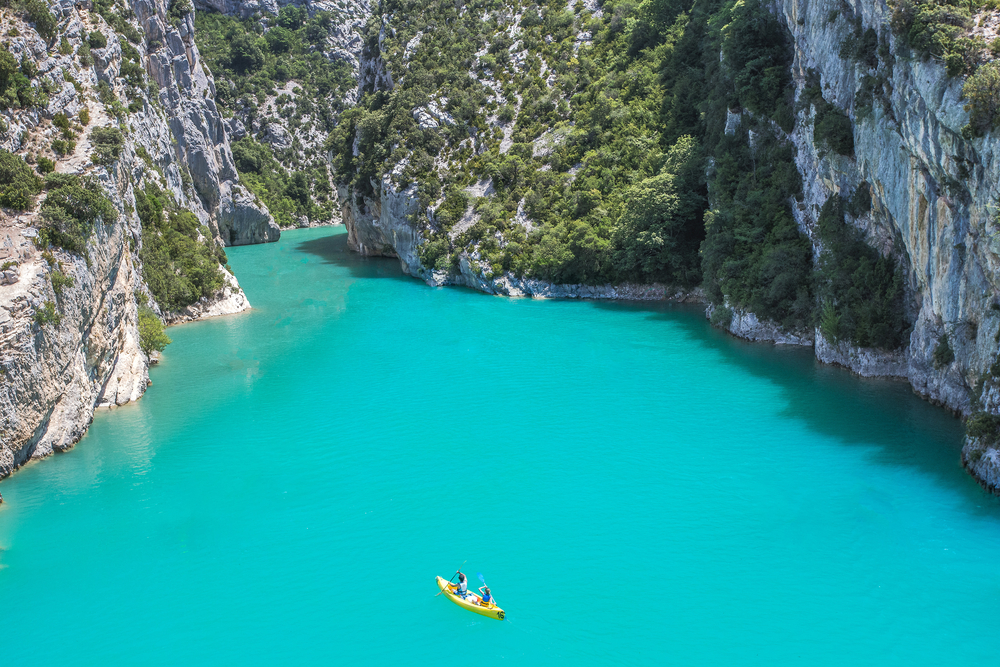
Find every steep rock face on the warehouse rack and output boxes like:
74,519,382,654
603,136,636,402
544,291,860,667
0,195,147,477
773,0,997,416
766,0,1000,486
0,0,277,478
134,0,279,245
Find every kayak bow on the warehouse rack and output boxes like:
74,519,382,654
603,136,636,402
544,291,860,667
435,576,505,620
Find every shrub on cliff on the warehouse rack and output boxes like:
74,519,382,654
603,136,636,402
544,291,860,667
814,103,854,157
90,127,124,166
168,0,193,24
38,174,118,254
0,49,43,110
933,332,955,367
962,62,1000,136
20,0,57,41
138,306,171,355
87,31,107,49
890,0,983,75
815,195,909,350
0,150,43,210
33,301,61,327
967,411,1000,446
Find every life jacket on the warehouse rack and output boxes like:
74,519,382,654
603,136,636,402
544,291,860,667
482,593,491,604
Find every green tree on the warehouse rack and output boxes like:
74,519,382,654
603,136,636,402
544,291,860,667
0,150,43,210
265,26,295,53
612,135,705,285
138,305,171,354
229,33,264,73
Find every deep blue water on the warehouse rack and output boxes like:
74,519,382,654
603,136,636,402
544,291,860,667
1,226,995,665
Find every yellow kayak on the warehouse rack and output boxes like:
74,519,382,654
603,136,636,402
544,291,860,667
436,576,505,620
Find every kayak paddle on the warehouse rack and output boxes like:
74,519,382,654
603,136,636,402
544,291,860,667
435,560,467,596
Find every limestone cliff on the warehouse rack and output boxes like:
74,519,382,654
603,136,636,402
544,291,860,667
0,0,277,477
763,0,1000,488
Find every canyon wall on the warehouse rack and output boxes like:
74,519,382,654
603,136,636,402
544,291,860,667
0,0,277,477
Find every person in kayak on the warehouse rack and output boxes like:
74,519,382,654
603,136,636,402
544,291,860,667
479,585,492,606
454,572,468,596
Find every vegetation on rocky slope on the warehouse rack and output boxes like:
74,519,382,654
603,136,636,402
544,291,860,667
37,174,118,255
333,0,820,323
194,7,354,225
0,149,42,209
135,184,227,311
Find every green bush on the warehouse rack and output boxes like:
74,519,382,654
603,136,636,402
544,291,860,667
88,31,108,49
0,149,43,210
135,184,226,311
77,42,93,66
228,32,265,73
890,0,981,76
91,0,143,43
814,104,854,156
815,195,909,349
168,0,193,23
0,48,42,110
21,0,57,41
36,156,55,174
138,305,171,354
962,62,1000,136
967,411,1000,446
52,112,74,139
120,60,145,87
933,332,955,367
51,138,75,156
33,301,60,327
90,126,124,165
49,266,74,295
38,174,118,254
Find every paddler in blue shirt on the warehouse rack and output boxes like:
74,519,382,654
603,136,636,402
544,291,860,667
478,585,492,606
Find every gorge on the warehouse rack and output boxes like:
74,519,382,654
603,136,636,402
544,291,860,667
3,0,1000,489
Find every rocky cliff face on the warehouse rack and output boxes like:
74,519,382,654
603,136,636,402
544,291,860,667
0,0,277,478
767,0,1000,486
768,0,998,415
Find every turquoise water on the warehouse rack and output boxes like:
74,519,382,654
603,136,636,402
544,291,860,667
1,226,997,665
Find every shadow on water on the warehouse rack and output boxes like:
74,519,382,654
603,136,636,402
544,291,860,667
287,235,995,512
588,300,1000,513
294,229,413,283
